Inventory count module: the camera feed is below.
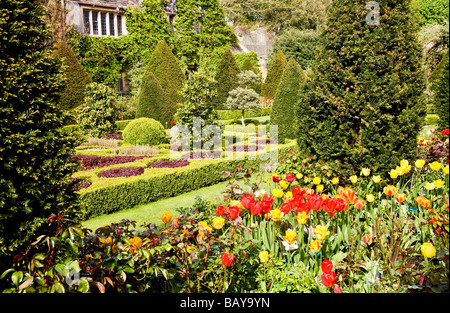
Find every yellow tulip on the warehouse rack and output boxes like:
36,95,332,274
349,175,358,184
314,225,328,241
259,250,270,263
331,177,339,185
283,229,297,245
361,168,371,176
198,221,212,233
434,180,444,188
316,184,324,193
366,194,375,203
309,239,322,253
421,242,436,258
415,159,426,169
279,180,289,190
295,211,309,224
285,191,293,198
313,177,321,185
424,182,435,191
429,161,441,171
272,188,284,198
400,159,409,168
296,173,303,179
187,245,196,253
372,175,381,183
212,216,225,230
271,208,283,221
443,166,449,175
389,169,399,179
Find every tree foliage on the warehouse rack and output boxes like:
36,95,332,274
136,71,168,123
214,47,242,110
297,0,426,178
53,40,92,111
76,83,118,138
0,0,81,268
144,40,186,127
270,59,305,144
261,50,287,99
221,0,332,33
432,50,449,130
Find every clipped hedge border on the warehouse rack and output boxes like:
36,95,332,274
217,107,272,120
78,143,298,219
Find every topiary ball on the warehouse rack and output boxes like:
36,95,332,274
122,118,167,146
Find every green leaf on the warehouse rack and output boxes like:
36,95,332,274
11,271,23,286
55,264,69,277
0,268,15,280
54,281,65,293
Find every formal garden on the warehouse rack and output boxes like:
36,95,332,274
0,0,449,295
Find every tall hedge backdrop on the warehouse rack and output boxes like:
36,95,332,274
297,0,426,177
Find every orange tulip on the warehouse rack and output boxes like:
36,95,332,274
338,187,357,204
383,185,398,197
162,211,173,224
415,196,431,208
354,198,365,210
395,193,407,203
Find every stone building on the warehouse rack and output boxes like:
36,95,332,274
66,0,140,37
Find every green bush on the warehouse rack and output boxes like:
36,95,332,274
76,82,118,138
136,71,168,124
416,0,449,26
53,41,92,111
0,0,81,270
261,50,287,99
144,40,186,127
214,48,242,110
297,0,426,178
270,58,306,144
122,118,166,146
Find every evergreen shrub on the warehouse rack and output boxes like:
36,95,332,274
122,118,167,146
261,50,287,99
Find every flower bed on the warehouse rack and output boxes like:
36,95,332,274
182,151,222,160
148,160,190,168
72,155,150,170
225,145,263,152
98,167,145,178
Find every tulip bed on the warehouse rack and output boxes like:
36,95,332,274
3,130,448,293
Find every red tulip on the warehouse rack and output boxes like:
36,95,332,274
240,194,255,209
286,173,295,183
334,285,342,293
221,252,235,267
171,120,175,125
362,234,371,244
225,206,242,220
272,175,280,183
292,185,306,198
305,194,324,211
216,206,226,216
279,202,291,214
249,202,262,216
321,259,333,274
321,271,338,288
354,198,365,210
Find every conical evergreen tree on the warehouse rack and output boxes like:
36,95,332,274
145,40,186,127
242,57,262,94
214,47,241,109
136,71,168,123
261,50,287,99
270,58,306,144
53,40,92,111
432,50,449,130
297,0,426,177
0,0,80,268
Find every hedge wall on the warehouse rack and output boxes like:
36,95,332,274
217,107,272,120
77,142,298,218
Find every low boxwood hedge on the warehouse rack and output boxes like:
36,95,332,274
217,107,272,120
76,142,298,219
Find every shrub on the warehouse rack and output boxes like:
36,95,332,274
214,48,242,110
416,0,449,26
148,160,190,168
144,40,186,127
297,0,426,178
52,40,92,111
122,118,167,146
98,167,145,178
270,58,306,144
76,83,118,138
261,50,287,99
0,0,81,270
136,70,168,124
174,72,219,135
